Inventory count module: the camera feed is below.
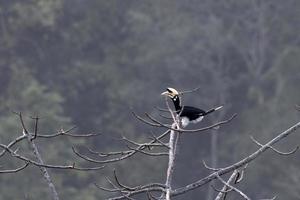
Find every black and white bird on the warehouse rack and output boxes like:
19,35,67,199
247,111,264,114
161,87,223,127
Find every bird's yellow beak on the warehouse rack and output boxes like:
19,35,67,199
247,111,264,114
161,91,169,96
161,88,179,98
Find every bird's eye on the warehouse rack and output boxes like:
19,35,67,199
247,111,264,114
167,88,172,93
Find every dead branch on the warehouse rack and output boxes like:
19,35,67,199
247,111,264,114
126,145,168,156
30,115,38,141
0,143,105,171
214,168,245,200
131,111,162,127
211,184,233,193
0,134,27,157
250,135,298,156
179,86,201,95
95,171,166,200
0,162,29,174
148,132,169,148
216,174,250,200
38,129,101,138
144,112,237,133
17,112,59,200
73,130,170,164
170,121,300,198
164,123,178,200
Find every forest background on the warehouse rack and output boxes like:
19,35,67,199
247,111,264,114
0,1,300,199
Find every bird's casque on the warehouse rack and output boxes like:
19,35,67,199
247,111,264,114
161,87,223,127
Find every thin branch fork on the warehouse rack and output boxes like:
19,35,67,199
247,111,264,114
106,187,165,200
0,162,29,174
202,160,222,171
149,135,170,149
0,116,99,158
133,110,236,133
73,130,171,164
170,121,300,198
0,143,105,171
215,174,250,200
147,191,160,200
250,136,299,156
85,134,167,159
3,111,106,200
37,126,102,138
95,170,166,200
214,166,246,200
104,115,178,200
0,134,27,157
12,111,29,134
13,111,101,139
0,127,99,159
211,185,233,194
179,86,201,95
87,147,133,157
7,112,105,171
126,145,168,157
122,134,169,149
17,112,60,200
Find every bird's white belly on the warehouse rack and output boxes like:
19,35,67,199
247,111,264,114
191,116,204,124
181,117,190,127
180,116,204,127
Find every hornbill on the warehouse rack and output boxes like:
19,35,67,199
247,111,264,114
161,87,223,127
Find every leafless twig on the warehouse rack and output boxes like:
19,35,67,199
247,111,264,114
216,174,250,200
203,160,222,171
214,165,247,200
250,136,299,156
0,162,29,174
144,112,237,133
73,130,170,164
179,86,201,95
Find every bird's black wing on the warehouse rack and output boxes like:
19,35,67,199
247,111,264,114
179,106,206,121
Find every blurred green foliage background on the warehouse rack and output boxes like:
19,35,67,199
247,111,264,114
0,0,299,199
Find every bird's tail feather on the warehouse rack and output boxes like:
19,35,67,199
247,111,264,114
205,105,223,115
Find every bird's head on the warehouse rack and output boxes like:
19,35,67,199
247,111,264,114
161,87,179,98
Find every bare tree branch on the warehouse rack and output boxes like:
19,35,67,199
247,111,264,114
179,86,201,95
216,174,250,200
214,167,246,200
0,134,27,157
0,143,105,171
106,186,165,200
171,121,300,197
126,145,168,157
38,128,101,138
30,115,39,141
131,111,162,127
73,130,170,164
144,112,237,133
203,160,222,171
164,123,178,200
211,184,233,193
96,172,166,200
14,111,60,200
0,162,29,174
250,136,299,156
